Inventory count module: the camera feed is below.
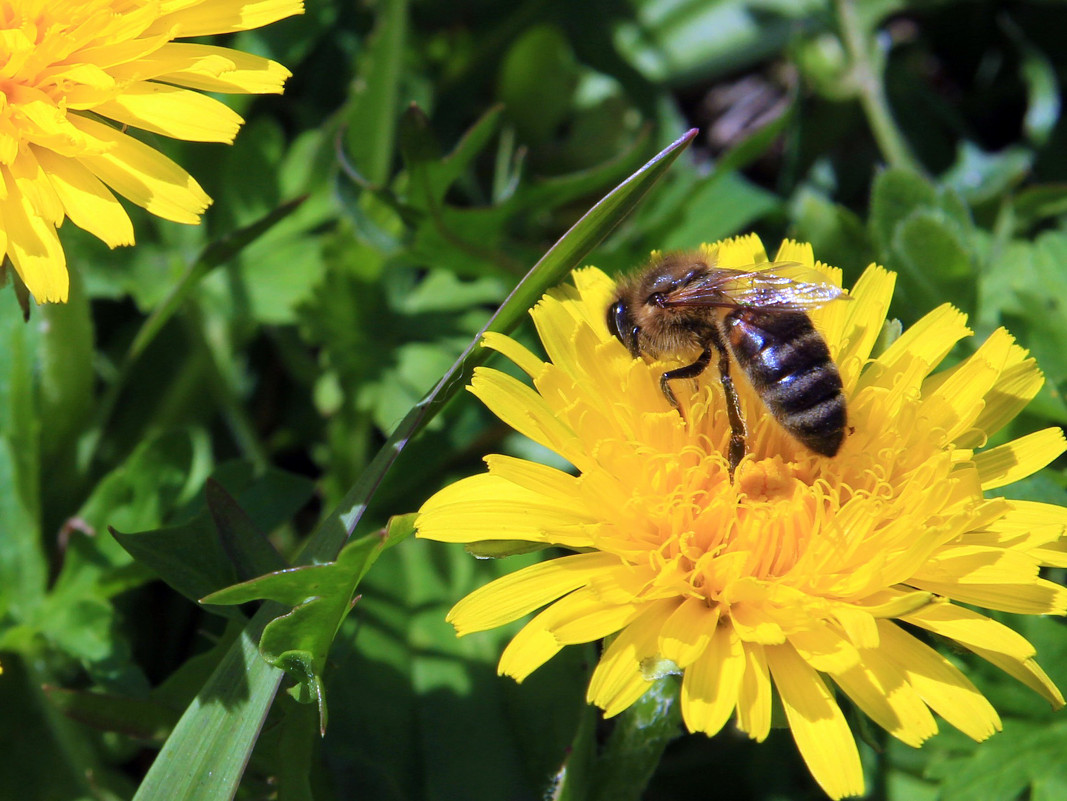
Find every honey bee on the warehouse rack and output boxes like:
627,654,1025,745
606,251,849,476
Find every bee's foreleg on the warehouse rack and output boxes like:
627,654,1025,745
660,345,712,409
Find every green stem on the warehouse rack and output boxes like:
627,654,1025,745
590,676,683,801
835,0,921,172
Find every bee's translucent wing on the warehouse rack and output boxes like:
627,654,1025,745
663,261,849,311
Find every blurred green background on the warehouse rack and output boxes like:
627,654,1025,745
4,1,1067,799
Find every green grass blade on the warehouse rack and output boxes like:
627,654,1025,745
308,126,698,560
130,610,283,801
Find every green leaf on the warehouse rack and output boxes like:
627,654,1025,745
930,717,1067,801
45,686,178,742
111,515,239,609
464,539,551,558
202,515,413,730
497,26,579,144
984,231,1067,415
659,171,780,251
206,480,288,583
129,607,285,801
0,292,44,611
38,267,93,463
892,209,976,318
1002,18,1061,147
399,104,505,208
112,465,314,607
1011,184,1067,233
127,197,307,363
941,142,1033,206
869,167,938,256
342,0,407,186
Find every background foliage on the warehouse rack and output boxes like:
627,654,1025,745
4,0,1067,799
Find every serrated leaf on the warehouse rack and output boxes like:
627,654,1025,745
930,717,1067,801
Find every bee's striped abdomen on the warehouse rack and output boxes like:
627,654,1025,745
724,308,846,457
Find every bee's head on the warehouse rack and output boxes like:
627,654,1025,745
607,296,641,357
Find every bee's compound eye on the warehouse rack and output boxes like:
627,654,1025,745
607,300,627,342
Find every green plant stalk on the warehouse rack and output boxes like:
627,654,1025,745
835,0,921,172
590,677,683,801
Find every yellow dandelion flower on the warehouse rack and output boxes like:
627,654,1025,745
0,0,302,303
415,234,1067,799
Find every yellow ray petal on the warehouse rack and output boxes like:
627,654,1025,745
680,624,745,737
902,601,1036,661
735,642,772,741
835,265,896,390
878,621,1000,741
963,353,1044,446
415,474,593,547
483,454,580,502
766,643,864,800
658,597,718,668
481,332,545,379
968,647,1064,708
789,625,861,674
108,43,291,94
974,428,1066,490
35,148,134,247
919,328,1013,441
716,233,768,269
498,604,566,682
858,303,971,394
587,601,677,717
469,367,584,466
570,266,619,333
909,575,1067,615
95,82,245,143
551,598,644,645
152,0,304,37
833,645,938,747
69,115,211,224
444,552,619,635
1,182,68,302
